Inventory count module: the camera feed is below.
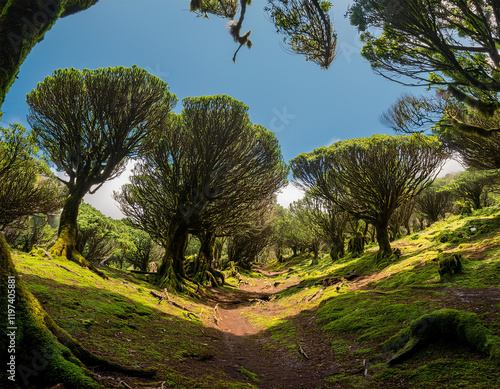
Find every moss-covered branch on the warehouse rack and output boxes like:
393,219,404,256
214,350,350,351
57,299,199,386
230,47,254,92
0,0,98,114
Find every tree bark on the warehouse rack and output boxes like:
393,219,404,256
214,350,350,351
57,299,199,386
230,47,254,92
198,230,224,286
159,225,189,290
375,222,392,257
49,190,106,277
330,237,344,262
0,231,100,388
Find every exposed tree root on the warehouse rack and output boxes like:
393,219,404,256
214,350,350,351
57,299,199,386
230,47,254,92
49,236,108,279
384,309,500,365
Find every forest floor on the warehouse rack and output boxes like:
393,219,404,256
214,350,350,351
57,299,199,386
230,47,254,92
10,207,500,388
195,270,340,389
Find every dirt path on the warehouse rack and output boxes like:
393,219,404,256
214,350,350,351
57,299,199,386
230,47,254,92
193,271,340,389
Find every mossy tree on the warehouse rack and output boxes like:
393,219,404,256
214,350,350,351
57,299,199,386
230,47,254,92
0,0,99,115
115,95,287,289
302,193,348,262
291,134,446,257
26,66,176,271
415,187,454,225
226,204,274,270
0,122,152,388
349,0,500,135
454,169,500,210
289,197,325,261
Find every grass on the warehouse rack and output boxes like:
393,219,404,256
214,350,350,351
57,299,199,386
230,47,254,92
10,206,500,388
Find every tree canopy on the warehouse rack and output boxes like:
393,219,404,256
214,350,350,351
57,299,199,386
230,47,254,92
0,124,62,228
349,0,500,134
26,66,177,269
291,134,446,256
115,94,288,289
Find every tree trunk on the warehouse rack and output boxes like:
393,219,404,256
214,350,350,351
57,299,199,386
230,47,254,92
348,231,364,257
198,230,224,287
330,237,344,262
312,241,319,259
159,225,189,290
49,190,105,277
1,232,155,387
375,222,392,258
276,246,283,263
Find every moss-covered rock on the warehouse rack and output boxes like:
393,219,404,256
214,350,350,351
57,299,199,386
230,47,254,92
438,253,463,279
384,309,500,366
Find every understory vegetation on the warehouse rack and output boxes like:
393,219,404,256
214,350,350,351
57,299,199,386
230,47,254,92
3,205,500,388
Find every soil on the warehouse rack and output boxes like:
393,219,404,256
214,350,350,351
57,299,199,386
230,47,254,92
89,266,500,388
184,271,341,389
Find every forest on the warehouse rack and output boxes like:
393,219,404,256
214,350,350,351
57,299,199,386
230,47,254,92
2,1,500,388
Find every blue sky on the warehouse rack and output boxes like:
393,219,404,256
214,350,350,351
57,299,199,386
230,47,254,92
0,0,461,218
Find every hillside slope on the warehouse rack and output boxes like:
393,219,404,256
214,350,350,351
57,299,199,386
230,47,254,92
10,207,500,388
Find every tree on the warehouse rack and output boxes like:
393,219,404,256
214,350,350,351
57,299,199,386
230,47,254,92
434,111,500,170
389,199,416,238
273,205,300,259
349,0,500,134
415,187,453,225
265,0,337,69
226,207,274,270
302,193,348,262
0,124,63,229
124,229,156,272
0,121,152,388
115,95,287,289
454,169,500,210
75,203,116,265
291,134,446,257
26,66,176,272
289,198,324,261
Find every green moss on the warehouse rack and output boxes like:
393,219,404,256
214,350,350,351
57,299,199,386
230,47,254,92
385,309,500,365
318,291,430,342
237,366,260,383
438,253,463,279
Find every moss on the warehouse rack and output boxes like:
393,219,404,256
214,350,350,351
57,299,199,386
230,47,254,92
438,253,463,279
384,309,500,365
237,366,260,383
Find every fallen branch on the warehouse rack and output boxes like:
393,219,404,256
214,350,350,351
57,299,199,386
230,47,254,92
299,343,309,359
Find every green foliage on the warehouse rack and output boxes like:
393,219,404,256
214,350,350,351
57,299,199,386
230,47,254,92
265,0,337,69
27,66,177,189
0,124,63,228
291,133,446,255
349,0,500,133
454,170,500,210
347,231,365,257
116,94,287,287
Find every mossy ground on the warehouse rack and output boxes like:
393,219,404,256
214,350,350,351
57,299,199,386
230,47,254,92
9,206,500,388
